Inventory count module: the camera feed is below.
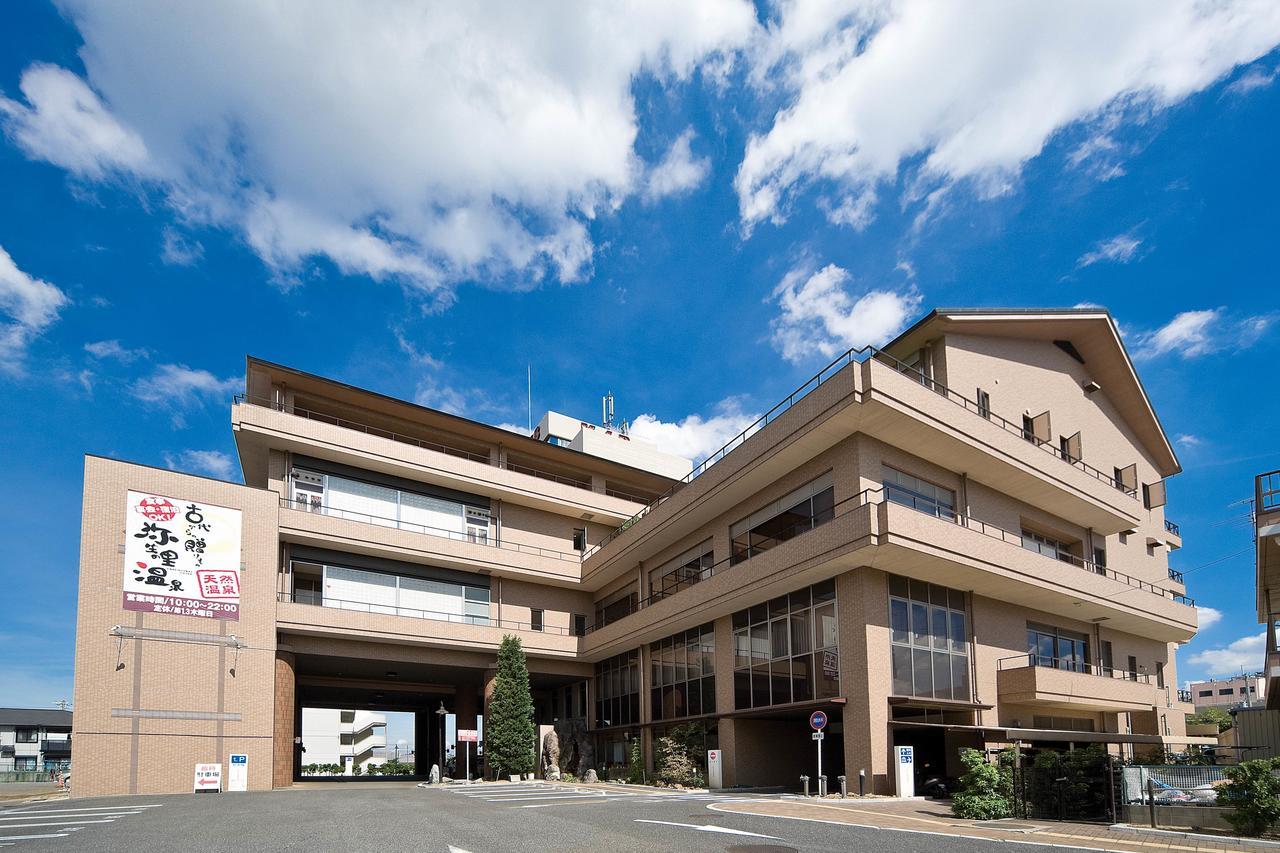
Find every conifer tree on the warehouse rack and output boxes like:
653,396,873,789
486,634,535,777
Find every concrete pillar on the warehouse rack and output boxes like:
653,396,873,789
838,569,893,794
712,615,738,786
591,473,606,494
272,651,296,788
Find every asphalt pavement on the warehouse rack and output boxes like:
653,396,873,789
0,781,1132,852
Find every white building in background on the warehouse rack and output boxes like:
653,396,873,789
532,401,693,481
300,709,387,774
1188,674,1266,711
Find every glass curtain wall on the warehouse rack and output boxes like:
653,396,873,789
888,575,970,700
732,580,839,710
594,651,640,729
291,467,490,540
292,559,490,624
650,624,715,721
730,473,835,565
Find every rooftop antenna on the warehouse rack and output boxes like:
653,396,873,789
527,365,532,434
602,392,615,430
54,698,70,711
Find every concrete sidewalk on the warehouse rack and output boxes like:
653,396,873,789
709,796,1280,852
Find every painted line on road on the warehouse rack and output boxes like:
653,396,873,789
0,820,117,829
634,819,781,839
0,812,139,821
484,794,616,802
1,804,162,814
0,829,80,842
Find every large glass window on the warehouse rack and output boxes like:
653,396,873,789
14,729,37,744
1021,529,1075,563
291,559,490,624
732,580,839,710
594,651,640,729
595,589,638,628
651,624,715,721
290,467,491,541
730,474,835,565
889,575,970,700
650,542,714,599
1026,623,1090,673
883,466,956,520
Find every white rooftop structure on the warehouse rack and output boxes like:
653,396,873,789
532,397,692,480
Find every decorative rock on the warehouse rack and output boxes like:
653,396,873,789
429,764,441,784
583,769,598,783
547,765,561,781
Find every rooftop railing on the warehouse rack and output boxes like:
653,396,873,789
1164,519,1180,536
279,497,581,562
277,591,573,635
585,345,1135,559
1258,470,1280,513
1168,567,1184,584
996,654,1156,684
586,486,1192,634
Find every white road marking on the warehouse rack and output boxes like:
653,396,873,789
0,829,80,842
0,813,138,821
1,804,162,814
0,820,116,829
634,819,781,839
447,846,474,853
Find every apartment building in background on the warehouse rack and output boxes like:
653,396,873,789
299,709,387,773
1187,674,1266,711
71,308,1208,797
0,709,72,773
1256,470,1280,708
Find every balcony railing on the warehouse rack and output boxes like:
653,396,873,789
278,591,574,635
586,485,1193,634
40,740,70,753
1177,689,1194,703
235,395,646,504
586,345,1136,559
996,654,1156,684
1258,470,1280,513
1168,567,1184,584
279,497,581,562
1165,519,1180,536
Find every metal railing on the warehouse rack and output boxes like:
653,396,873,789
1164,519,1180,536
39,740,70,753
997,654,1155,683
1258,470,1280,513
279,497,581,562
1177,689,1193,703
502,459,590,491
586,345,1136,559
278,591,573,635
1167,567,1184,584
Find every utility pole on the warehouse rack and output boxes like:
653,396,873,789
54,699,70,712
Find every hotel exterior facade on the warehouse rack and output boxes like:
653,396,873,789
72,308,1205,797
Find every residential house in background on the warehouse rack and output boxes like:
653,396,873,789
1187,674,1266,711
0,709,72,772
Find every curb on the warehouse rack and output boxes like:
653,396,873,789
1110,823,1280,849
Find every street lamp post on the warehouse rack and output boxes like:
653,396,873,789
435,701,448,779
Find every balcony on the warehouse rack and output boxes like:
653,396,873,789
276,591,581,658
584,347,1146,587
40,740,71,754
583,485,1194,657
232,396,647,524
278,497,583,583
996,656,1160,713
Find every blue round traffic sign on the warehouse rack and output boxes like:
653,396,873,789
810,711,828,731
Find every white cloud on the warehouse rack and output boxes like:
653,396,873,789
1185,631,1265,676
0,244,69,372
1176,433,1204,449
1196,606,1223,630
160,226,204,266
3,1,756,296
84,339,147,362
1226,63,1279,95
769,262,921,364
163,449,236,480
0,63,153,181
1132,308,1275,360
129,363,239,425
1077,233,1144,268
644,129,711,202
492,422,530,436
737,1,1280,231
629,398,761,464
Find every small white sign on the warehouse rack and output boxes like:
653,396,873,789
458,729,478,743
227,754,248,792
812,731,825,741
894,746,915,798
193,763,222,793
707,750,722,789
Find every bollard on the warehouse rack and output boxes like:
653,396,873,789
801,774,810,797
818,774,827,797
838,775,847,799
1147,778,1157,828
859,768,866,797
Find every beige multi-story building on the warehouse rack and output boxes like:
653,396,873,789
1256,470,1280,708
72,308,1209,798
1187,674,1265,711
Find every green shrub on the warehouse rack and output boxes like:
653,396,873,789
626,737,645,785
952,748,1012,820
1222,758,1280,837
487,636,536,777
654,735,703,787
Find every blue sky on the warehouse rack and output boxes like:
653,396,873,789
1,2,1278,708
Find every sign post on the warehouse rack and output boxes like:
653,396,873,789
228,754,248,792
810,711,828,794
458,729,478,782
706,749,722,789
193,763,222,793
895,745,915,797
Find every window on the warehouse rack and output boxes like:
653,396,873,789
1022,529,1076,564
730,473,835,565
290,559,490,625
650,542,714,599
1156,662,1165,689
883,467,956,519
13,758,36,771
1100,640,1114,676
1031,716,1095,732
595,589,637,629
573,528,587,552
1092,547,1107,571
1027,623,1089,673
572,614,587,637
890,575,970,700
650,624,715,721
289,466,490,540
1022,415,1036,442
1127,655,1138,681
1198,690,1212,697
594,651,640,728
1059,436,1072,462
732,580,839,710
530,609,544,632
1219,688,1234,696
976,388,991,419
14,729,37,744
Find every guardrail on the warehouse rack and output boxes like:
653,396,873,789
1164,519,1180,536
277,591,573,635
1258,469,1280,513
1167,567,1184,584
585,345,1135,559
996,654,1156,683
279,497,581,562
